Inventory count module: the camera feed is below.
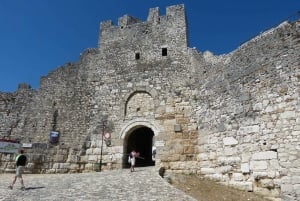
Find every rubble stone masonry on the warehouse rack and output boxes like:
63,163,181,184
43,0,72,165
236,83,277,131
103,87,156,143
0,4,299,200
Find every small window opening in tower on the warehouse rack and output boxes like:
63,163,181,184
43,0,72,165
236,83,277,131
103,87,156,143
135,52,140,60
162,48,167,56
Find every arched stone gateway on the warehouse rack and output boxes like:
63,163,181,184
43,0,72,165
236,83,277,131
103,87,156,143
124,126,154,168
119,119,160,168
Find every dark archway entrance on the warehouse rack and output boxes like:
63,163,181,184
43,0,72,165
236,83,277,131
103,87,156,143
124,126,155,168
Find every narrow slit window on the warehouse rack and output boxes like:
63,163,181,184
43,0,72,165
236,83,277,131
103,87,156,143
162,48,167,56
135,52,140,60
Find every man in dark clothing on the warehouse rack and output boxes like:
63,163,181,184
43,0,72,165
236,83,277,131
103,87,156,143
9,149,27,190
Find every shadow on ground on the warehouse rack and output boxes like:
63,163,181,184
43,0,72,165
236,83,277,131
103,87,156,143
25,186,45,191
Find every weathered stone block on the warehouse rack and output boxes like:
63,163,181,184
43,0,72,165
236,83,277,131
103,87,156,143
167,154,181,161
250,161,268,170
229,181,253,192
176,117,189,124
208,174,227,182
197,153,208,161
281,184,294,194
183,145,194,154
280,111,295,119
241,163,250,173
253,103,263,111
165,106,174,113
86,148,93,155
224,147,237,156
93,148,101,154
217,157,241,165
209,136,218,144
267,170,277,178
163,119,176,126
295,184,300,196
54,155,65,162
260,179,274,189
174,124,182,132
252,151,277,160
216,165,232,174
87,155,98,162
200,167,215,174
242,153,251,162
223,137,238,146
292,176,300,185
238,125,260,134
209,152,217,160
232,173,244,181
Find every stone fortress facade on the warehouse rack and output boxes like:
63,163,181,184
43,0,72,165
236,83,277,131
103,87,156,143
0,4,299,200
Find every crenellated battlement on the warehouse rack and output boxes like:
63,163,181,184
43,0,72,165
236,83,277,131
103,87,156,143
118,15,142,27
100,4,185,30
98,4,188,61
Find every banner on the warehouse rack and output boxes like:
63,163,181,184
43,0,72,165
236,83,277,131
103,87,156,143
49,131,59,144
0,140,20,153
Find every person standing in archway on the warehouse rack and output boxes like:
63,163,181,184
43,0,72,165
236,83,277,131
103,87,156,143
130,150,139,172
152,146,156,161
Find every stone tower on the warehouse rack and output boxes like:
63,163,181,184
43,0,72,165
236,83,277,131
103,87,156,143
1,4,299,200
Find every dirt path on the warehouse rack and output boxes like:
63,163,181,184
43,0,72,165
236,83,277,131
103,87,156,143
170,174,272,201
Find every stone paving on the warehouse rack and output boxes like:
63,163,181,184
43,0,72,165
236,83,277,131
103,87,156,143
0,167,196,201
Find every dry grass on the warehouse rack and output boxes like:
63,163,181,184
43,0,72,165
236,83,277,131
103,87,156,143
170,174,271,201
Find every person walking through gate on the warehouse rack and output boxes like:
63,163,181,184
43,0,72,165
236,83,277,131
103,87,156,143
9,149,27,190
129,150,139,172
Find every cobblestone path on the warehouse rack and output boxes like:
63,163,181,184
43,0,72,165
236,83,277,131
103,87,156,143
0,167,196,201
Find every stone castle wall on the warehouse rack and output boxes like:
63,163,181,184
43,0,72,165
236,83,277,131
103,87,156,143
184,20,300,200
0,4,299,200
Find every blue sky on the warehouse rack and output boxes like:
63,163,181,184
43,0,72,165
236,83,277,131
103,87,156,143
0,0,299,92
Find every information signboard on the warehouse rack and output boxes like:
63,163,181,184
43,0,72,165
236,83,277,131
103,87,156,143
0,139,20,153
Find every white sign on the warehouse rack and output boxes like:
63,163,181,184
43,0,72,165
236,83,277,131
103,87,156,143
22,143,33,148
155,141,165,147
